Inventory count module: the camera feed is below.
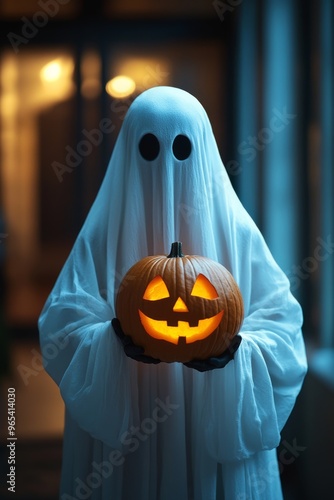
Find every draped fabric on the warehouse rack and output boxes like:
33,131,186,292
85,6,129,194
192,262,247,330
38,86,307,499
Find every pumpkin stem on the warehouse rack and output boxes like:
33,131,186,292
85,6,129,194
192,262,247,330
167,242,184,258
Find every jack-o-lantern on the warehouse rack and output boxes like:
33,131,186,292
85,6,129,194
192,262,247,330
116,242,244,363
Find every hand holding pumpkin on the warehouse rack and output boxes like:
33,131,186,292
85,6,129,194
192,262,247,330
112,318,161,364
183,334,242,372
112,317,242,370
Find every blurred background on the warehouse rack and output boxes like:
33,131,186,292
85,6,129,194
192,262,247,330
0,0,333,498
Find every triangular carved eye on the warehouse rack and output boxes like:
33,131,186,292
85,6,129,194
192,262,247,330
143,276,170,300
191,274,219,299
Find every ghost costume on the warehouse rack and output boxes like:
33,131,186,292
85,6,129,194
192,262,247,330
38,86,307,500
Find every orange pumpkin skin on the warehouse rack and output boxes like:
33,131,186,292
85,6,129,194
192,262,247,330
116,242,244,363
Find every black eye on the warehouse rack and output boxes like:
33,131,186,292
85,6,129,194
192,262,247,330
172,135,192,161
139,133,160,161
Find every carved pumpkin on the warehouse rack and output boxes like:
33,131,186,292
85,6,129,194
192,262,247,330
116,242,244,363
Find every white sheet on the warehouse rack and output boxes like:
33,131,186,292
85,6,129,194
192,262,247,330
39,86,307,499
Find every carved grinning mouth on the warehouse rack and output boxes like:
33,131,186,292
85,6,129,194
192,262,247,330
138,310,224,344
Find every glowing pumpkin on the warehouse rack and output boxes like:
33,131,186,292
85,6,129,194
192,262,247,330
116,242,244,363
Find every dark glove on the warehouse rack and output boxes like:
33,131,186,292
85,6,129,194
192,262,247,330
112,318,161,364
184,335,242,372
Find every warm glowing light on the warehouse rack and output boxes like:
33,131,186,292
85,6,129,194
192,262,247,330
143,276,170,300
37,56,75,104
191,274,219,299
105,75,136,98
172,297,189,313
113,57,170,91
40,57,74,86
139,311,224,344
40,60,62,82
140,274,222,343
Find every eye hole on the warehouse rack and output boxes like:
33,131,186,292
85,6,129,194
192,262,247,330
143,276,170,300
172,134,192,161
139,133,160,161
191,274,219,299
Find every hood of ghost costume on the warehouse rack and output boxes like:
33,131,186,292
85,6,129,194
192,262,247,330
108,85,231,254
73,86,257,311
